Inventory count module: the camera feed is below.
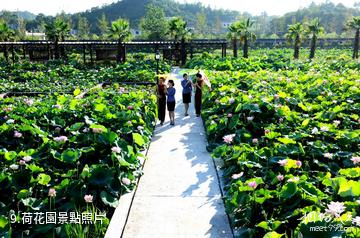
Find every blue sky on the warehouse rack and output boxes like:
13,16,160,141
1,0,358,16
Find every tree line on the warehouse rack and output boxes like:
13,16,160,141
227,16,360,59
1,0,360,39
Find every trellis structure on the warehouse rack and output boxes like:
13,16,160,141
0,39,227,65
253,38,353,48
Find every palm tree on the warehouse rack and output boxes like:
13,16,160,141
286,22,306,59
306,18,324,59
167,17,190,42
228,22,241,58
167,17,191,65
238,18,256,58
347,16,360,59
0,22,15,61
45,19,70,59
108,19,131,63
0,22,15,41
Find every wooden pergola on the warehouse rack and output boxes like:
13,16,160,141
0,39,227,64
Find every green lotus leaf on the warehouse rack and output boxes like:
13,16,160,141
0,215,8,229
4,151,17,161
133,133,145,146
89,166,114,186
58,149,82,164
280,182,298,199
37,173,51,186
100,191,119,208
263,231,283,238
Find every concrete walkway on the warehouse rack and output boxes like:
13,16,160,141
121,68,233,238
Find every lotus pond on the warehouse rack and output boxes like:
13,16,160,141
186,53,360,237
0,61,160,237
0,60,170,93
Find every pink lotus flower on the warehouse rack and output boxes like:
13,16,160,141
111,147,121,153
296,160,302,167
48,188,56,197
119,87,126,93
121,177,131,186
92,128,104,134
248,181,257,189
23,156,32,162
24,98,34,106
324,153,333,159
231,172,244,180
14,131,22,138
228,98,235,104
223,134,235,144
127,106,134,110
325,201,346,218
351,156,360,165
277,174,284,181
352,216,360,226
320,126,329,132
247,116,254,121
278,159,288,166
54,136,68,142
6,119,15,124
252,138,258,144
311,127,319,134
19,160,26,165
84,195,93,203
10,164,19,170
127,121,132,125
287,177,300,183
333,120,341,126
3,107,12,112
264,129,270,134
227,113,233,118
53,104,61,109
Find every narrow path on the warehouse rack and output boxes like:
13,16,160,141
121,68,233,238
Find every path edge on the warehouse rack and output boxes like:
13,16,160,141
104,128,156,238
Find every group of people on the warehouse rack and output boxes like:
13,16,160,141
157,72,206,126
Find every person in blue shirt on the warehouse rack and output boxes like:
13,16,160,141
167,80,176,125
181,73,192,116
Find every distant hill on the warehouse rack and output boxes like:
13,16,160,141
269,2,360,36
0,10,36,20
1,0,360,38
72,0,240,34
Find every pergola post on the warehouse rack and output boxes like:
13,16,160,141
83,45,86,64
11,44,15,63
4,45,9,62
90,44,93,64
190,41,194,59
122,43,126,63
22,45,26,60
180,38,186,66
